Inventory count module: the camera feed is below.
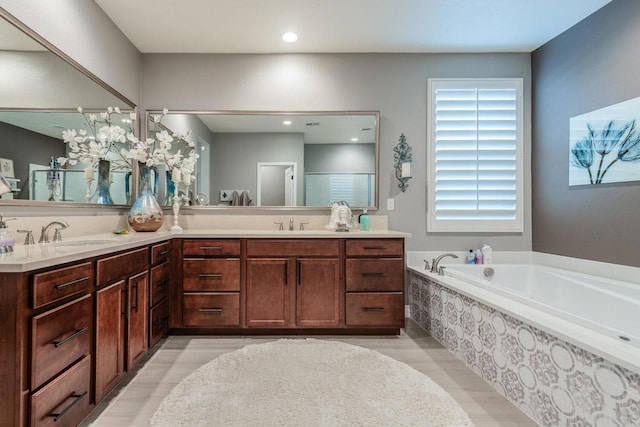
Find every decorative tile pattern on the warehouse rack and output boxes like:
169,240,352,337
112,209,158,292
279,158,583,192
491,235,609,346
408,271,640,427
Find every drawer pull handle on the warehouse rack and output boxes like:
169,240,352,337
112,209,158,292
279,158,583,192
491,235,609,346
363,246,387,250
159,250,170,255
199,273,223,279
362,272,386,277
199,308,223,314
153,316,170,327
50,391,88,421
55,276,90,290
200,246,223,251
52,327,89,348
362,307,386,312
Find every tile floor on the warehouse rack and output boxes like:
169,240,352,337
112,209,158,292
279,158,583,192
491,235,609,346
80,320,538,426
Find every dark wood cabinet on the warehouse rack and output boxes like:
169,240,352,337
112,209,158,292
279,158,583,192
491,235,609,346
246,258,290,327
95,247,150,403
180,239,241,328
126,270,148,370
345,239,405,329
245,240,341,329
95,280,125,404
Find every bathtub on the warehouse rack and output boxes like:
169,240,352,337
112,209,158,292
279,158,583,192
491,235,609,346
443,264,640,348
407,261,640,426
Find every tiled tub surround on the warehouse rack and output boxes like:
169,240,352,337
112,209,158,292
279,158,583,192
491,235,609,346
407,259,640,426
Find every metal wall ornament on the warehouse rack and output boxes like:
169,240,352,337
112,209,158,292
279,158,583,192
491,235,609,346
393,133,413,192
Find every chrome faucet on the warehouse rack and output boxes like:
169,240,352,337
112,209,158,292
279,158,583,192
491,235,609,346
289,218,294,231
38,221,69,243
430,253,459,273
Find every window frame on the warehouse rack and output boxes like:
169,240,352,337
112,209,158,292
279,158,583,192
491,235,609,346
427,78,524,233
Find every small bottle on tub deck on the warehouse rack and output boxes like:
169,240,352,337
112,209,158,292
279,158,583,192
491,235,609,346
481,243,493,265
474,249,483,264
466,249,476,264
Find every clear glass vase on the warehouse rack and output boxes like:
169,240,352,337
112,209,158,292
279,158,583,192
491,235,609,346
91,159,114,204
127,162,164,232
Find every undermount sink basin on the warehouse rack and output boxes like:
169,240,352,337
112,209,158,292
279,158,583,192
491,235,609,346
51,239,119,247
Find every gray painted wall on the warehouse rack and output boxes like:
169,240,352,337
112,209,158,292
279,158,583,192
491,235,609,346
531,0,640,267
141,53,532,251
209,133,304,205
0,122,65,198
304,144,375,173
1,0,141,104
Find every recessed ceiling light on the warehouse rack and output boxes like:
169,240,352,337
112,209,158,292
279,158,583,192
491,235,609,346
351,138,358,142
283,120,292,125
282,32,298,43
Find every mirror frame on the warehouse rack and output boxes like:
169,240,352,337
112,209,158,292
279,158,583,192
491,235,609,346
145,110,380,212
0,7,136,209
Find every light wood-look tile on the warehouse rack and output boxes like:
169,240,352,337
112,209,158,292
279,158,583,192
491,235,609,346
81,321,538,426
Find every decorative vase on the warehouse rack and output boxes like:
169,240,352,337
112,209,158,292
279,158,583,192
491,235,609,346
127,162,164,232
91,159,114,204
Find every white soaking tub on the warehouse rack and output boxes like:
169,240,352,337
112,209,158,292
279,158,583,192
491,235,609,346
407,262,640,426
443,264,640,348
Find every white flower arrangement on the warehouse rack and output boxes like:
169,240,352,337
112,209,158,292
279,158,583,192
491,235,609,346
59,106,134,169
60,107,200,187
126,109,200,187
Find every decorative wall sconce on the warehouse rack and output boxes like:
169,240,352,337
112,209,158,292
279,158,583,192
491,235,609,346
393,133,413,192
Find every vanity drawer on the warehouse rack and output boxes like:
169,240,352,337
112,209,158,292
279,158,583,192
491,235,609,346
345,239,404,257
97,247,149,286
345,258,404,292
183,293,240,327
183,259,240,291
246,239,340,257
151,241,171,265
32,262,93,309
183,239,241,257
150,298,169,347
150,261,171,306
30,355,91,427
345,293,404,327
32,294,92,390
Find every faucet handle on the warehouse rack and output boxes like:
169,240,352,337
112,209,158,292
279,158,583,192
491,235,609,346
274,222,284,231
438,266,447,276
53,228,64,242
299,222,309,231
423,259,430,271
17,229,35,245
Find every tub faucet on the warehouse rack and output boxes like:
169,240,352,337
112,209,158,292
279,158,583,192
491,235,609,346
430,253,459,273
289,218,294,231
38,221,69,243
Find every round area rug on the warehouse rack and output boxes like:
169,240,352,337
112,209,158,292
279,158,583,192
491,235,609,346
151,338,474,426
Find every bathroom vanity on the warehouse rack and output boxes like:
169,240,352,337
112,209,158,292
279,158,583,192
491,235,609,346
0,230,407,426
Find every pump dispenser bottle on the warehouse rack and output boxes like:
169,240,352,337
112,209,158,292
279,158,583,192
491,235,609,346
0,215,16,247
359,209,370,231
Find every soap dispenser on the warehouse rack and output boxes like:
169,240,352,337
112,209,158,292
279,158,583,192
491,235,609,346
358,209,370,231
0,214,16,248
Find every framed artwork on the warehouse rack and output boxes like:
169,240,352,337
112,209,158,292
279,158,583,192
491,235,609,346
0,158,14,178
569,96,640,186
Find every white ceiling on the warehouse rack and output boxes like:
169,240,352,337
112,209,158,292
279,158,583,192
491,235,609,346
95,0,612,54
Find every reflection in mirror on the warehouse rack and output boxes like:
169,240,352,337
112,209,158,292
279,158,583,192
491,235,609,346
0,10,135,206
148,111,379,209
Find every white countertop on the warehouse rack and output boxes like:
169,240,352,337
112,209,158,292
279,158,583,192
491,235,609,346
0,229,410,272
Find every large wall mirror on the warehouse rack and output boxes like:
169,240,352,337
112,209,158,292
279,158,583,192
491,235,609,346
0,9,135,207
147,111,379,210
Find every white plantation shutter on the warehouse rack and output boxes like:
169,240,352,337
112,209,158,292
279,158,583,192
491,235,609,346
427,79,523,232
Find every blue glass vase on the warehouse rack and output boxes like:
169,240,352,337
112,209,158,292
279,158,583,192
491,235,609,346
91,159,114,204
127,162,164,232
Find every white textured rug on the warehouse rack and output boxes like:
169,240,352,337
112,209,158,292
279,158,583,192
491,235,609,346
152,339,474,426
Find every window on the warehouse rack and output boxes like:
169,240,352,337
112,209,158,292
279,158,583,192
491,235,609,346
427,78,523,232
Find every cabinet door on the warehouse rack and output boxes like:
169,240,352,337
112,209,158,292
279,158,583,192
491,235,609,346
95,280,125,403
296,259,341,328
246,259,290,327
127,270,148,371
